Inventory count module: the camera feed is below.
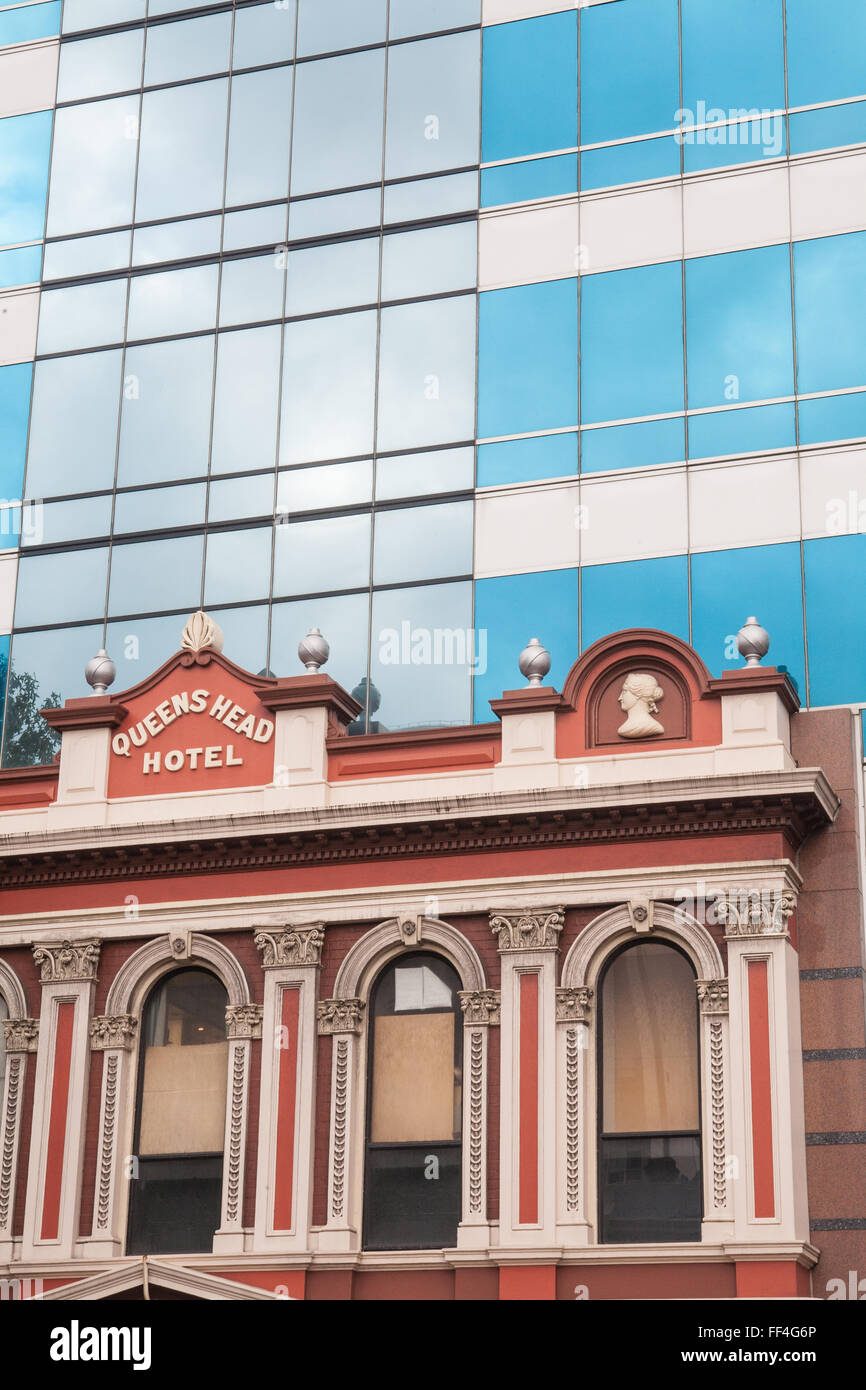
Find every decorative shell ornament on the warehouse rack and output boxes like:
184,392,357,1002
84,648,116,695
736,616,770,668
298,627,329,673
518,637,551,688
181,610,224,654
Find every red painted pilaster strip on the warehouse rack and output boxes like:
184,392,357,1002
40,1001,75,1241
518,972,539,1225
747,960,775,1219
273,987,299,1230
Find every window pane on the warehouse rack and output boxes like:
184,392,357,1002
581,262,684,424
581,0,679,144
581,555,690,648
602,944,698,1133
681,0,785,118
14,547,108,627
0,363,32,500
477,432,577,487
37,278,127,354
273,512,371,595
794,231,866,395
277,459,372,514
204,527,271,605
581,418,685,475
482,153,576,207
0,1,60,46
685,244,794,409
384,170,478,223
144,13,231,86
127,264,219,340
805,534,866,706
269,591,369,692
481,12,577,162
43,230,130,280
381,222,476,301
136,80,228,223
390,0,480,39
219,254,284,328
112,482,206,534
132,215,220,267
211,325,281,474
376,446,474,500
789,101,866,157
26,351,122,499
690,542,805,690
280,311,377,464
372,1013,455,1141
223,203,288,253
296,0,386,56
286,237,379,317
106,612,187,685
370,580,472,729
226,67,293,207
21,495,110,549
581,137,679,192
601,1135,702,1244
108,535,204,617
1,110,51,246
63,0,143,28
139,970,228,1156
472,567,578,720
57,29,144,102
385,32,480,179
687,402,796,460
786,0,866,107
478,279,578,438
288,187,380,241
233,0,296,68
2,624,101,767
373,500,472,585
208,473,275,524
47,98,137,238
377,296,477,452
291,50,385,196
207,604,269,676
118,337,215,486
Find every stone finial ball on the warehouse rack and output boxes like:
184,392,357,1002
518,637,551,688
736,616,770,668
84,649,116,695
298,627,329,673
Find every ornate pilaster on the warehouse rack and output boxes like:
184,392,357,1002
0,1018,39,1254
695,978,731,1218
456,990,500,1248
556,987,593,1241
90,1015,137,1051
253,925,323,1252
214,1003,263,1251
317,998,365,1246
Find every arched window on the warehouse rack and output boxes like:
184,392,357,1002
127,968,228,1255
0,993,7,1093
363,952,463,1251
598,940,701,1244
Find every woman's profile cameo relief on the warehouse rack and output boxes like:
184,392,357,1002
617,672,665,738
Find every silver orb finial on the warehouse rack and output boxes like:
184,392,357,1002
85,648,116,695
518,637,551,688
737,616,770,668
298,627,329,673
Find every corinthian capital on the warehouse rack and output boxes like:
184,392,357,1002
226,1004,263,1040
3,1018,39,1053
254,924,324,968
490,907,564,952
716,889,795,938
556,986,593,1023
33,938,100,983
458,989,501,1026
317,998,365,1035
696,979,729,1015
90,1014,138,1051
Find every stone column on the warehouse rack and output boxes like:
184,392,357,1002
317,997,365,1254
214,1003,263,1253
555,986,593,1246
0,1018,39,1259
457,988,500,1250
81,1013,137,1258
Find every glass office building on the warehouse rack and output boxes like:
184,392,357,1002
0,0,865,761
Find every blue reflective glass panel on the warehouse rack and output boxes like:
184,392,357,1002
204,527,272,605
687,403,796,459
581,261,684,424
108,535,204,617
273,512,372,595
377,296,477,452
580,417,686,474
580,0,679,145
580,137,679,191
481,154,577,208
270,592,369,693
226,67,293,207
0,1,60,45
478,279,578,437
482,12,577,162
291,50,385,196
118,337,215,486
211,325,281,475
581,555,690,649
57,28,143,100
686,244,794,409
473,568,578,720
127,264,218,340
681,0,784,118
233,1,295,67
0,244,40,289
786,0,866,107
794,232,866,395
37,278,127,354
477,432,577,487
280,311,377,464
373,500,473,585
691,542,805,689
14,546,108,626
25,350,122,498
371,580,472,729
682,115,786,172
47,98,136,237
386,32,480,179
805,535,866,705
0,110,52,245
798,391,866,446
0,363,32,498
144,13,231,86
136,80,228,223
789,102,866,156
